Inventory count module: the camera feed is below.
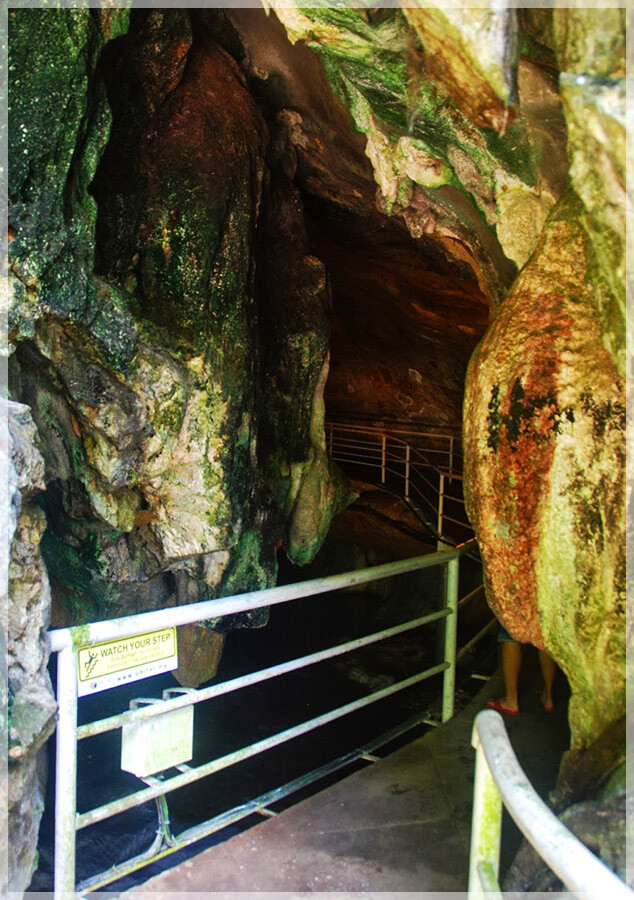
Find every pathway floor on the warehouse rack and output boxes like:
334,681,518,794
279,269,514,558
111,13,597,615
124,660,570,895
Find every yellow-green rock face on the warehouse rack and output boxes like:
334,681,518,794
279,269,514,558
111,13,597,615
464,193,625,749
462,8,626,752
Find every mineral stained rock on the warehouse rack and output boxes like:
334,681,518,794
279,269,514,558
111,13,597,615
464,7,626,752
464,191,625,750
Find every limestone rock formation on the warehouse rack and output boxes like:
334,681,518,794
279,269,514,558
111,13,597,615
464,191,625,748
463,8,626,753
4,401,57,893
8,8,347,640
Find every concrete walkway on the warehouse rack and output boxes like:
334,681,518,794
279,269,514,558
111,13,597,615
125,664,570,895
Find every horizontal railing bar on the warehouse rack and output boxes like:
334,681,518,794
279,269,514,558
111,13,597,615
331,442,384,455
327,422,463,444
333,450,444,475
458,584,485,609
332,445,462,468
442,514,472,528
77,706,439,893
331,442,456,465
332,452,385,466
77,608,450,739
50,541,475,652
473,711,633,900
76,661,449,830
76,801,260,893
441,493,466,505
456,618,497,663
407,470,440,486
332,438,453,459
332,451,457,501
332,443,452,466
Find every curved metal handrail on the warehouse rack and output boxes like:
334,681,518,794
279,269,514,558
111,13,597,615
469,710,632,900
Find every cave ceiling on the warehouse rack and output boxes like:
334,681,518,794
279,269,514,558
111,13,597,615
226,7,500,428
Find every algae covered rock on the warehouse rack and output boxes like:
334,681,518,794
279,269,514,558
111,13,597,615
8,8,349,645
9,8,130,331
274,4,566,302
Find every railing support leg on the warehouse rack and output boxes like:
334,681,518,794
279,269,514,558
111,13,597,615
441,557,458,723
437,472,445,551
54,644,78,899
405,443,410,498
468,729,503,899
449,436,454,483
381,434,386,484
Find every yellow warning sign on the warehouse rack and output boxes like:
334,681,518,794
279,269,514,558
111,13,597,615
77,628,177,696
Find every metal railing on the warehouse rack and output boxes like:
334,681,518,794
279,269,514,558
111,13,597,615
325,421,472,548
48,539,476,897
469,709,633,900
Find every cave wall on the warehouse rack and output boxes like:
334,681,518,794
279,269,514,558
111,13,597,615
463,9,626,752
7,9,351,885
4,401,57,893
8,8,349,635
265,6,570,430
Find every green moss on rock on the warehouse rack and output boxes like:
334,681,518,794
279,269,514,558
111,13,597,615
9,8,130,325
40,529,121,623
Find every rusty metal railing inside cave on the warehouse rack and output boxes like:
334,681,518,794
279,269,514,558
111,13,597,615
325,420,473,549
47,540,479,895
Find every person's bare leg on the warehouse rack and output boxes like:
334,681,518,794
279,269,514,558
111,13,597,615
538,649,556,709
500,640,522,712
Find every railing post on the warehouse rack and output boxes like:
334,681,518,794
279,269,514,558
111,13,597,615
448,436,454,483
468,723,503,899
54,644,79,899
437,471,445,550
381,434,386,484
441,556,458,722
405,443,410,498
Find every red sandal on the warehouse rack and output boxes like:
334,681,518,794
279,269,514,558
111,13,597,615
486,698,519,716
